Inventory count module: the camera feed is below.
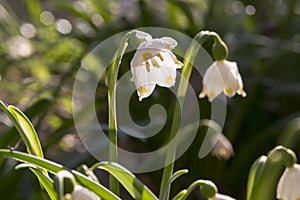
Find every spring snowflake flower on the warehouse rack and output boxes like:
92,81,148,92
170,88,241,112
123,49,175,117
211,133,234,160
277,164,300,200
131,32,183,101
71,185,101,200
210,193,236,200
199,60,246,102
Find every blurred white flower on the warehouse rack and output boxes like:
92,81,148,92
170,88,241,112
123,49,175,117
71,185,101,200
40,11,55,25
7,36,34,59
211,133,234,160
199,60,246,102
131,33,183,101
55,19,72,35
277,164,300,200
20,23,36,38
210,193,236,200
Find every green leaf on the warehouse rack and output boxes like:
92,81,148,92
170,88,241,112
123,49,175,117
246,156,267,200
91,162,158,200
85,0,112,23
0,101,44,158
0,98,52,149
8,106,44,158
0,149,121,200
24,0,42,23
247,146,297,200
107,31,134,195
15,163,56,200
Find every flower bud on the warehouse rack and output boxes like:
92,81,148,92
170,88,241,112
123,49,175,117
268,146,297,168
199,180,218,198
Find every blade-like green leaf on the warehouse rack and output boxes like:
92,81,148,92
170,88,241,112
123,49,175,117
107,30,133,195
24,0,42,23
0,98,52,149
91,162,158,200
0,101,44,158
85,0,111,22
8,106,44,158
16,163,56,200
246,156,267,200
0,149,121,200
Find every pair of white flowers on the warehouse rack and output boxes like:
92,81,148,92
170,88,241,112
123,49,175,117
130,32,246,101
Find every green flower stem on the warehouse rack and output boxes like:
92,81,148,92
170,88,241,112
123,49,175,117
107,31,134,195
181,180,217,200
160,169,189,200
54,170,76,200
210,32,229,61
172,190,187,200
247,146,297,200
159,31,211,200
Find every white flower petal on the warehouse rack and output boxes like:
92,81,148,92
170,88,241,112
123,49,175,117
137,84,156,101
131,45,160,67
200,62,224,101
130,33,182,100
211,193,236,200
71,185,100,200
277,164,300,200
169,51,183,68
131,65,156,88
200,60,246,101
216,61,238,97
135,30,152,41
159,37,178,50
158,51,182,69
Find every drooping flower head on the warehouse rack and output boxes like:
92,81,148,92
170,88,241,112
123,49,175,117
277,164,300,200
131,32,183,101
210,193,236,200
199,60,246,102
71,185,101,200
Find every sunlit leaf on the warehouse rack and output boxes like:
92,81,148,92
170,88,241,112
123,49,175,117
0,149,121,200
15,163,56,200
0,101,44,158
91,162,158,200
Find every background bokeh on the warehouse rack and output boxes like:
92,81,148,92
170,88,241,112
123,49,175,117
0,0,300,199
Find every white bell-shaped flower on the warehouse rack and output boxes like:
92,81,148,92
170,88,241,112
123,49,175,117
199,60,246,102
131,33,183,101
277,164,300,200
210,193,236,200
71,185,101,200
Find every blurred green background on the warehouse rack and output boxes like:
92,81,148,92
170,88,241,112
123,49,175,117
0,0,300,199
